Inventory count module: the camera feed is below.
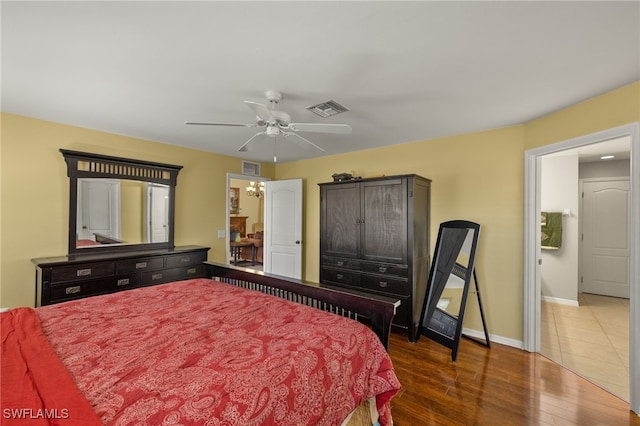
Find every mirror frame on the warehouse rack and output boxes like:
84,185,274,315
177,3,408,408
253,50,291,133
418,220,483,361
61,149,182,256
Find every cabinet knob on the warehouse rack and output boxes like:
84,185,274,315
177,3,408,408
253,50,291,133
379,281,388,288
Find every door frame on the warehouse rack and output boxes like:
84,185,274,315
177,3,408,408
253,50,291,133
523,122,639,414
226,173,270,265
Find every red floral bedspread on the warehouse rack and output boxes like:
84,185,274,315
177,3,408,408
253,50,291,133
35,278,401,425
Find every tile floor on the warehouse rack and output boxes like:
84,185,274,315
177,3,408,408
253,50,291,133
540,293,630,402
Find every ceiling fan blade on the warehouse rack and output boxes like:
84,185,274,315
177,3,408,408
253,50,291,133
287,122,352,134
283,132,325,152
237,132,267,152
185,121,260,128
245,101,275,123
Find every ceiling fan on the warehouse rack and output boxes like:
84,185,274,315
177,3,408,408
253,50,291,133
185,90,352,161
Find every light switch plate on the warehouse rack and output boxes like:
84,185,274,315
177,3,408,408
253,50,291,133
217,229,226,238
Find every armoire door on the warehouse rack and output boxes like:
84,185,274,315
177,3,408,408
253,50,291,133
321,182,360,259
361,178,408,263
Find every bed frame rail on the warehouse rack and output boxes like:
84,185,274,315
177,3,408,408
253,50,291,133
204,262,399,349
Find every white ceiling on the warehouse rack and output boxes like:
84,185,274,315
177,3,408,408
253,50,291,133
2,1,639,164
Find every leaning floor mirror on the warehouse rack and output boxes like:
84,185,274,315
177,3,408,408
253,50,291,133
418,220,490,361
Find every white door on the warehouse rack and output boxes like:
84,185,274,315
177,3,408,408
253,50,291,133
263,179,303,279
581,179,630,298
147,183,170,243
77,178,120,241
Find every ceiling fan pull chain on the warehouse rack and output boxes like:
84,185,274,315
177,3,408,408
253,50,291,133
273,137,277,163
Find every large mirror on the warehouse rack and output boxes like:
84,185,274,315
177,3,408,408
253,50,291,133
62,149,182,255
418,220,489,361
76,178,170,247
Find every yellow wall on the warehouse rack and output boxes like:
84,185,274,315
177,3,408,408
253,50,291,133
0,113,274,308
1,80,638,343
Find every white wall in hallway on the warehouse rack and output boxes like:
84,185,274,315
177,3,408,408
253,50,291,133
540,154,580,303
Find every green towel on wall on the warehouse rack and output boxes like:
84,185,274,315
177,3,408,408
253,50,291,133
541,212,562,250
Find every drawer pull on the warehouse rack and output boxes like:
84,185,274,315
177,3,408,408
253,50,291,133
187,267,197,275
336,261,344,266
76,268,91,277
117,278,130,286
66,286,81,295
151,273,163,280
378,266,388,273
379,281,388,288
181,257,191,264
135,262,148,269
336,273,344,280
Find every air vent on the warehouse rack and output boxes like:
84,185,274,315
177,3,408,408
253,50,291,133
242,160,261,176
306,100,349,118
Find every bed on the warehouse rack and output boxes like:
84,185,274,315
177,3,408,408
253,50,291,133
2,266,402,425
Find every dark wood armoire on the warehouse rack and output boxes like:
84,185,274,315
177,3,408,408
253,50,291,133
319,174,431,340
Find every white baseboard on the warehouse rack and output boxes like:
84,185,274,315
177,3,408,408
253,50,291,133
462,327,525,350
0,307,10,313
541,295,579,307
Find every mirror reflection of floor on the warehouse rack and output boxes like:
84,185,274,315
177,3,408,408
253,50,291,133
540,293,629,401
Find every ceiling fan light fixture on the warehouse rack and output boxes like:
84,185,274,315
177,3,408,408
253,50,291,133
306,100,349,118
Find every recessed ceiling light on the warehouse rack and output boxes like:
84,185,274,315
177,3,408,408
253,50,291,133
600,155,615,160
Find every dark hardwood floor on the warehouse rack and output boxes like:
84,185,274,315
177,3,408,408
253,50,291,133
386,331,639,425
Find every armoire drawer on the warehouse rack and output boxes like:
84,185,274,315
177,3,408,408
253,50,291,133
322,256,360,270
51,262,115,283
360,262,408,278
321,268,360,288
116,257,165,274
360,274,409,296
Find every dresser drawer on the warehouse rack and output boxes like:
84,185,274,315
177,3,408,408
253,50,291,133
170,264,206,281
361,274,409,296
141,264,205,285
51,262,115,283
322,256,360,270
360,262,408,277
165,251,207,268
50,274,140,302
116,257,164,274
321,268,360,288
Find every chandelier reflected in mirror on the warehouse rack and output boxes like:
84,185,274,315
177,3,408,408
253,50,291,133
246,181,265,198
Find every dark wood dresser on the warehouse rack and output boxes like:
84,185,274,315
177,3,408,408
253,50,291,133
318,174,431,341
33,245,210,306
